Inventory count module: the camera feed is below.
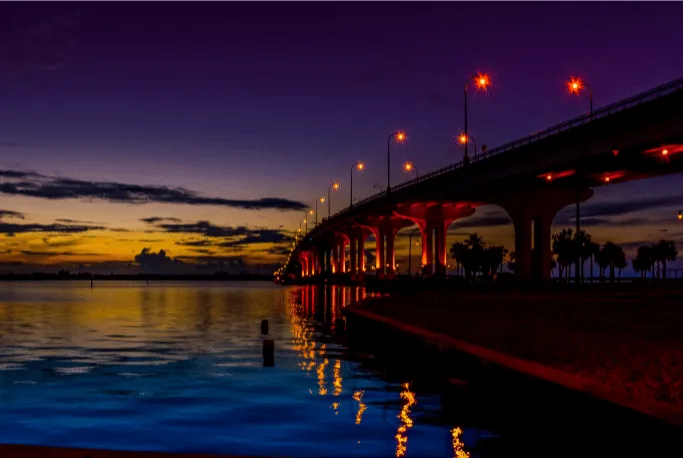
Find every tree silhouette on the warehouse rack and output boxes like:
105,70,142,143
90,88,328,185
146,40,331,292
552,228,576,280
633,245,655,279
450,233,507,279
449,242,467,276
598,242,626,284
652,240,677,280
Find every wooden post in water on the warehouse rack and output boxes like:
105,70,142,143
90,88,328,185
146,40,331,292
263,339,275,367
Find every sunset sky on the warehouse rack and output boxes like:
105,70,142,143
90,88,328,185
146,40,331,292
2,2,683,275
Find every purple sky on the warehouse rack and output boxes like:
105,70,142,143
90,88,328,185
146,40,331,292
1,2,683,275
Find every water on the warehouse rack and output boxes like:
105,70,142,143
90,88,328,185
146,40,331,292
0,281,475,457
0,281,676,457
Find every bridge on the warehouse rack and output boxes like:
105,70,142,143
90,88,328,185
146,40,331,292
278,77,683,284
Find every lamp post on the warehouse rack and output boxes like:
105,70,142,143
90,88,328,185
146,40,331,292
315,197,324,227
458,134,479,160
408,227,420,276
328,182,340,219
464,72,491,164
303,209,313,234
566,76,593,284
350,161,365,209
387,131,406,193
403,161,418,179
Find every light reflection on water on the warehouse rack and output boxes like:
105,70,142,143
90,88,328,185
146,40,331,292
0,281,471,457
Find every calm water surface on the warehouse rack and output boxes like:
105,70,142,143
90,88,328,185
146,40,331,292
0,281,674,457
0,281,478,457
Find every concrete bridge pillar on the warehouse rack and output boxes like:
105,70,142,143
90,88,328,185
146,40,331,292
394,203,476,277
349,235,357,279
496,187,593,284
376,228,385,277
357,233,366,281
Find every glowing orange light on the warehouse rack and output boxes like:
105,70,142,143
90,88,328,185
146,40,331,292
404,162,414,172
458,134,468,144
320,197,325,203
546,174,552,182
474,72,490,90
566,76,585,95
396,132,406,142
356,162,365,171
662,149,669,156
309,209,314,214
604,176,610,183
678,211,682,220
332,182,340,190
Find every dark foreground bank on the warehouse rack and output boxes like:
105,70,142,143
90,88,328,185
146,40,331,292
344,290,683,427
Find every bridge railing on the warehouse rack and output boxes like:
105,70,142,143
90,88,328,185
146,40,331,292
332,77,683,218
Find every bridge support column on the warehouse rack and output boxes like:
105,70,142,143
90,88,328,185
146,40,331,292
357,234,366,281
376,229,385,278
497,187,593,285
394,202,476,278
350,236,357,280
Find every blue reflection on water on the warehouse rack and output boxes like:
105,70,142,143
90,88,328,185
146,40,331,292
0,281,473,457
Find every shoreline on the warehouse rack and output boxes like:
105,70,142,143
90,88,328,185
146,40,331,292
343,290,683,427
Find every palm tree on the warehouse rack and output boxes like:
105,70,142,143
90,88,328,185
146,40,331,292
634,245,655,280
484,246,508,276
574,230,593,282
587,241,600,283
652,240,678,281
507,251,516,273
552,228,576,281
599,242,626,284
450,242,467,276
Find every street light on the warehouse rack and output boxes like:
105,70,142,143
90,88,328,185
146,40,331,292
464,72,491,164
678,210,682,220
328,182,340,219
387,131,406,193
350,161,365,209
566,75,593,285
404,161,418,179
315,197,325,227
303,209,314,235
566,76,593,118
458,133,479,159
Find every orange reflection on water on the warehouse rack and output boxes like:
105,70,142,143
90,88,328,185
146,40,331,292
395,382,417,457
451,427,470,458
333,359,342,396
353,390,367,425
317,358,329,395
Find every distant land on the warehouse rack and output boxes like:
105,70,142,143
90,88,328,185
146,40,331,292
0,272,274,282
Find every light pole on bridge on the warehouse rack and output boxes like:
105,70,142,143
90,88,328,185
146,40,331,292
315,197,324,227
403,161,419,180
387,131,406,193
328,182,340,220
566,76,594,285
464,72,491,164
350,161,365,210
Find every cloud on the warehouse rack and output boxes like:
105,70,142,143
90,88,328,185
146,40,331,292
140,216,183,224
160,221,251,237
20,250,95,257
218,230,289,248
134,247,179,272
0,169,307,210
0,209,25,220
54,218,103,225
0,222,105,236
